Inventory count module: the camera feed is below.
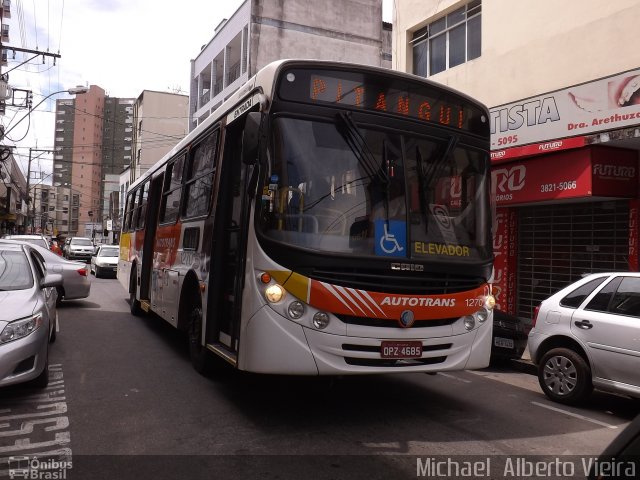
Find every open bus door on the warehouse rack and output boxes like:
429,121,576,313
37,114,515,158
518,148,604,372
204,112,258,364
139,175,164,307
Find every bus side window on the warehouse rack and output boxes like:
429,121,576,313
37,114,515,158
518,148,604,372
131,187,141,228
137,180,149,229
125,190,137,232
183,129,219,219
160,154,186,224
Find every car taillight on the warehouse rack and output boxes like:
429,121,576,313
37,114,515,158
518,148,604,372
77,268,88,277
532,304,541,328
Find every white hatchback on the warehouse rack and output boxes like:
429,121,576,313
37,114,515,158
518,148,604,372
528,272,640,405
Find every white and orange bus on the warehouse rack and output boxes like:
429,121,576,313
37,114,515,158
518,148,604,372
118,59,495,375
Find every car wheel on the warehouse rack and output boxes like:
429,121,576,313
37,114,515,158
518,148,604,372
129,271,144,316
538,347,593,405
50,314,57,343
95,266,101,278
55,286,64,307
31,355,49,389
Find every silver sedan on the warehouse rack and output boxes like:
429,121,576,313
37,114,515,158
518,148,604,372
0,240,91,305
0,243,62,388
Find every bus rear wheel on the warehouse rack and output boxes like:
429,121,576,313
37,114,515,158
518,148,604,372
129,271,144,316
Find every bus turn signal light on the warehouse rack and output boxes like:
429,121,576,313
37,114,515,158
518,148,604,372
260,272,271,284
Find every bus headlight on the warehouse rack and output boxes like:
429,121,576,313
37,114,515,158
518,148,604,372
312,312,330,329
265,284,285,303
463,316,476,331
287,301,305,319
476,307,489,323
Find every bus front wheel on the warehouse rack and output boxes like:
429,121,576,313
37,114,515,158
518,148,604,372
188,305,213,374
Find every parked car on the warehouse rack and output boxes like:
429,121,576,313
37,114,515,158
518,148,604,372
2,234,49,250
0,240,91,305
0,242,62,388
63,237,95,262
491,309,528,362
90,245,119,278
528,272,640,405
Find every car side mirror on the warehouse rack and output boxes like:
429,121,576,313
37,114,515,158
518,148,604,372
242,112,262,165
41,273,63,289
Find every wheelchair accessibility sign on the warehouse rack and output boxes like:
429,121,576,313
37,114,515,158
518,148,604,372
375,220,406,257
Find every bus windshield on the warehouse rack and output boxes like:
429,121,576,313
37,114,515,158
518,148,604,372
258,116,492,263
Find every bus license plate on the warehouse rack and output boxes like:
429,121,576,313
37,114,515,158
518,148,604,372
381,341,423,359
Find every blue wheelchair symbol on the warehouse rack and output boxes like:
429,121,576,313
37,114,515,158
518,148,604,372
375,220,406,257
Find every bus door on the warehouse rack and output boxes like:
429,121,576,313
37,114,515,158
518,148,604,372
206,117,252,354
140,175,164,303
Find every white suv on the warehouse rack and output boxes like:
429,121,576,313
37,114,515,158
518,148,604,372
528,272,640,405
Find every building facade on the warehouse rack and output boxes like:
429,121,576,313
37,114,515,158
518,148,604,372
0,151,27,235
189,0,388,132
54,87,136,236
31,184,80,238
130,90,188,182
393,0,640,321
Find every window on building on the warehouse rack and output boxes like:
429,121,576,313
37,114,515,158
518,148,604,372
412,0,481,77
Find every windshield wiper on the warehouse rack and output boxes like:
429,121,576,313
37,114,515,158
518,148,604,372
423,135,459,187
336,111,389,186
416,135,459,229
336,111,392,222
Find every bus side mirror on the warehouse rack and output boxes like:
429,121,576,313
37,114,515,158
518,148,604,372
242,112,262,165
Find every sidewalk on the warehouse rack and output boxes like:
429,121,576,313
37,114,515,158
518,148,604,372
509,346,537,375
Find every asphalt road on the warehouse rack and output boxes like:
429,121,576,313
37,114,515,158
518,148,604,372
1,276,638,479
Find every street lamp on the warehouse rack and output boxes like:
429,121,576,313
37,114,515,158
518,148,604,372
2,85,89,139
13,86,89,232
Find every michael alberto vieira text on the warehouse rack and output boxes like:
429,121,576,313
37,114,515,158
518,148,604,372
416,457,637,477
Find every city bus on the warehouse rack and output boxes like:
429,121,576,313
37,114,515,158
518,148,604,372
118,59,495,375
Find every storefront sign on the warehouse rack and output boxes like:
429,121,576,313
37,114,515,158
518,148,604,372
492,147,638,206
491,136,586,163
492,208,518,315
490,69,640,149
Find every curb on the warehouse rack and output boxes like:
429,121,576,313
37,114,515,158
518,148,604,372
509,358,537,376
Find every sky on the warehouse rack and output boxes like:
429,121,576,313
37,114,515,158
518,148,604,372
1,0,392,181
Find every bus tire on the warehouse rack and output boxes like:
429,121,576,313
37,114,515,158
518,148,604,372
129,270,144,317
188,304,212,375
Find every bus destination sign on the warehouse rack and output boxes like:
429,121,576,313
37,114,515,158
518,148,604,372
277,68,488,136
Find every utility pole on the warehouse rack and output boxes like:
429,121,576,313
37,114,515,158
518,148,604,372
26,147,54,232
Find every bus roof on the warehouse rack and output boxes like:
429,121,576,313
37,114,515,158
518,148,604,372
127,59,488,192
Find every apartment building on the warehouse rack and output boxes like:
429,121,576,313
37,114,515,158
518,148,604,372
190,0,389,132
130,90,188,182
53,86,135,236
392,0,640,320
31,184,80,238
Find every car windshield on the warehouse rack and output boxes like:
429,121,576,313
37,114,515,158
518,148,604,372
257,116,491,263
72,239,93,246
99,247,119,257
0,250,34,290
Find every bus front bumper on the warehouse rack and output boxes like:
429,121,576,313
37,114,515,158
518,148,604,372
240,306,492,375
